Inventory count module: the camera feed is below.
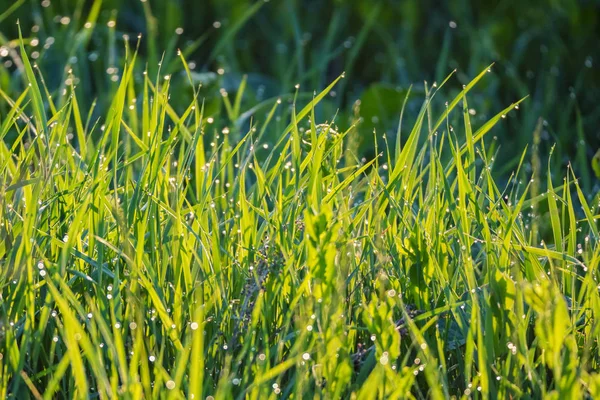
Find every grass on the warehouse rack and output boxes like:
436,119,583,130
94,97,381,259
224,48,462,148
1,7,600,400
1,0,599,186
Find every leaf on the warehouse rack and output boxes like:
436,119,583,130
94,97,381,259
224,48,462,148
592,149,600,178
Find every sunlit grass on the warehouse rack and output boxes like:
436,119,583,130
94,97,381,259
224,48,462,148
0,19,600,400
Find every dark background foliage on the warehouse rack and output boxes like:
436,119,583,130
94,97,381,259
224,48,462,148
1,0,599,186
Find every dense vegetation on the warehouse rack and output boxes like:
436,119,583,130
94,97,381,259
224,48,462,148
0,1,599,399
2,0,599,181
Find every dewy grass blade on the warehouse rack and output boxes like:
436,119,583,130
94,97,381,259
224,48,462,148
17,22,47,136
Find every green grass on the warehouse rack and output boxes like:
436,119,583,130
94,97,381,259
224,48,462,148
1,39,600,400
1,0,599,187
1,7,600,400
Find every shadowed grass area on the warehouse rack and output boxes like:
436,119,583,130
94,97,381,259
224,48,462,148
0,21,599,397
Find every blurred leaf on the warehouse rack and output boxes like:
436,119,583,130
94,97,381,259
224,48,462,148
592,149,600,178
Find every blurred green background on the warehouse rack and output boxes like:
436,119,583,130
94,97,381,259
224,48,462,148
0,0,599,187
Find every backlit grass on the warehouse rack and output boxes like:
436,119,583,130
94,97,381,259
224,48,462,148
1,24,600,400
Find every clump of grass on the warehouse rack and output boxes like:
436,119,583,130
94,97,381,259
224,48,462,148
0,29,599,399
